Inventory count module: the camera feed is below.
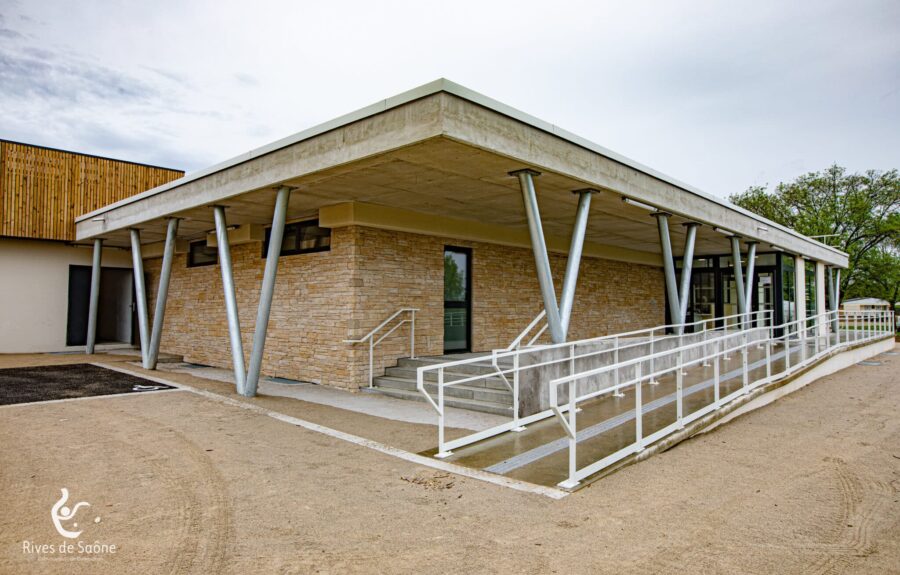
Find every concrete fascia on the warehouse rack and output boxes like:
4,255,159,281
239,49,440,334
74,78,848,267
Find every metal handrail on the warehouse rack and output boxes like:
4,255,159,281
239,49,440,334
548,308,894,487
506,310,547,351
345,308,418,388
418,309,773,457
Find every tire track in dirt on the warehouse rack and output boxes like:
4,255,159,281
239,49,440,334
103,407,234,574
802,457,890,575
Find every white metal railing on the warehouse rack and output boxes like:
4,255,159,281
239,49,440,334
506,310,548,351
345,308,418,387
548,308,894,488
417,309,774,458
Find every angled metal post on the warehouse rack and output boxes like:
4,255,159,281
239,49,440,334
730,236,746,326
511,169,564,343
827,266,840,337
146,218,180,370
85,238,103,354
244,186,292,397
653,212,682,334
130,229,150,365
213,205,246,392
559,189,597,335
743,241,758,326
677,223,700,327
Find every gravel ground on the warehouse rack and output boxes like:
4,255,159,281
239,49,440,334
0,345,898,574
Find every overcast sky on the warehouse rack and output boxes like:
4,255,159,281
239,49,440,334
1,0,897,198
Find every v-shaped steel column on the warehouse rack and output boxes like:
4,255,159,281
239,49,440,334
85,238,103,355
827,266,840,333
130,228,151,366
244,186,292,397
511,169,597,344
677,223,701,328
730,236,747,322
146,217,180,369
560,189,597,335
213,205,246,392
213,186,293,396
743,241,758,324
654,213,699,334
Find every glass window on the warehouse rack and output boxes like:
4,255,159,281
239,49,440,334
188,240,218,267
263,220,331,257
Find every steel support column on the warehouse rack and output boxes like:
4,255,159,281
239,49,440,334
654,212,682,333
676,223,700,328
743,241,758,325
130,229,150,365
559,189,597,335
146,218,180,370
730,236,747,323
244,186,292,397
213,205,246,391
85,238,103,354
511,169,565,343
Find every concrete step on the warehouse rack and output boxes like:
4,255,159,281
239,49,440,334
383,366,510,390
374,376,512,404
365,385,514,416
397,356,511,377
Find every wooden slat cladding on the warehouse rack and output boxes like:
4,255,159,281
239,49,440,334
0,140,183,241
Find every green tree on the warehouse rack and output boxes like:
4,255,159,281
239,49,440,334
444,254,465,301
729,165,900,299
846,242,900,310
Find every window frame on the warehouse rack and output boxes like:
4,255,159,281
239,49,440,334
262,219,332,258
187,239,219,268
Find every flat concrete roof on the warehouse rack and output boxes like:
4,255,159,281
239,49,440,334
75,79,848,267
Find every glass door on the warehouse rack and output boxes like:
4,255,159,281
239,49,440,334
443,247,471,353
753,270,775,327
686,270,716,331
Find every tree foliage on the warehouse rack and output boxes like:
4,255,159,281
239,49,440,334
729,165,900,300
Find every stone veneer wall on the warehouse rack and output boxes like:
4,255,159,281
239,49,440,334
145,225,664,390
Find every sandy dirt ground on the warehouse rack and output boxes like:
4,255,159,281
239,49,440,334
1,346,898,574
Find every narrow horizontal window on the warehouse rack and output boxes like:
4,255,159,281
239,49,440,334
187,240,218,267
263,220,331,257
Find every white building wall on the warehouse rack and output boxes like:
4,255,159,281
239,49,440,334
0,238,132,353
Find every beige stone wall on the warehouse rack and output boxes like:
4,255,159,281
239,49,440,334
147,225,664,390
145,226,358,388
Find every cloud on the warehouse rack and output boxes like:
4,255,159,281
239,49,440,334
0,0,897,193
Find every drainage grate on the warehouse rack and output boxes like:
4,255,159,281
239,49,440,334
857,360,882,366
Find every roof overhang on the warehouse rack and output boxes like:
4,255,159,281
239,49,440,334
74,79,849,268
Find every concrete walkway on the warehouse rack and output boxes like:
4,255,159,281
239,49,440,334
151,362,508,432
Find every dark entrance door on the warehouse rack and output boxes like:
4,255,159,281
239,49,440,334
66,266,135,346
443,247,471,353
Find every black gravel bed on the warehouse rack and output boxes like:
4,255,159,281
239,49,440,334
0,364,175,406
